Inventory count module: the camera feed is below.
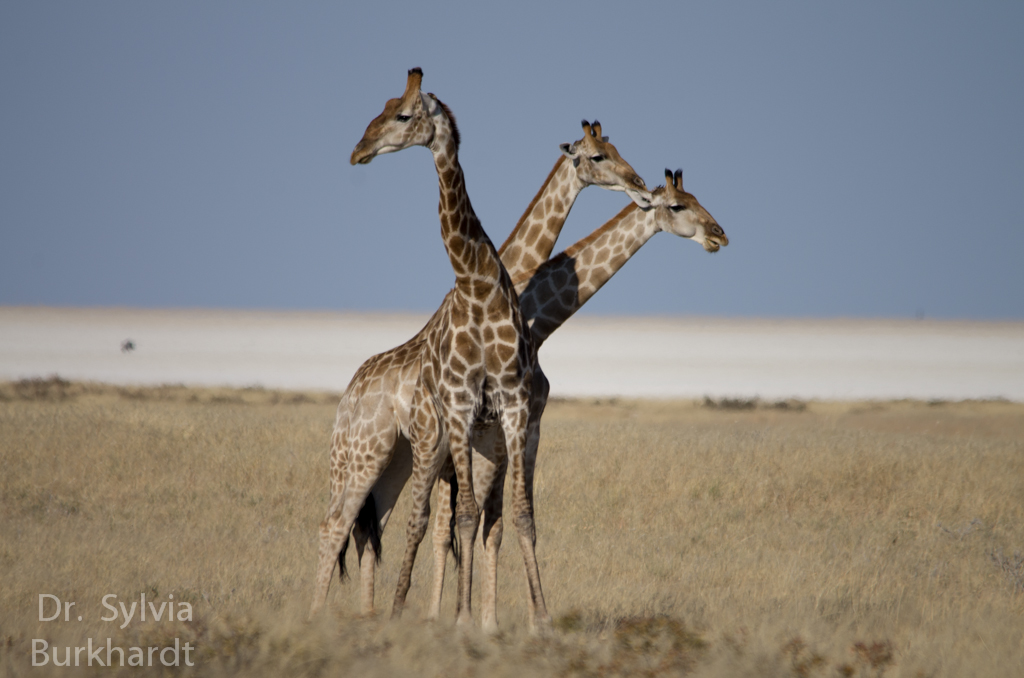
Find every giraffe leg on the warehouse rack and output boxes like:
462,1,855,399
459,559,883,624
309,489,344,619
310,415,400,621
524,374,553,632
309,485,376,620
426,458,456,620
352,519,377,616
392,397,447,620
447,412,480,627
511,431,549,632
440,426,505,629
391,460,440,619
504,389,551,633
353,437,413,617
478,437,507,634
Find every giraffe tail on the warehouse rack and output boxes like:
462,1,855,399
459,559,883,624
448,471,460,562
337,537,349,581
358,494,383,564
335,495,382,582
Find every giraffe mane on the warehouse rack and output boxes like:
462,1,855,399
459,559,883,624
435,98,461,150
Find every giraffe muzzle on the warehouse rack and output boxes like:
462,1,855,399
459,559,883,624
704,232,728,253
626,186,653,207
350,140,379,165
350,149,373,165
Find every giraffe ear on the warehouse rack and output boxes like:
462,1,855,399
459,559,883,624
559,142,576,158
601,136,609,142
420,92,440,116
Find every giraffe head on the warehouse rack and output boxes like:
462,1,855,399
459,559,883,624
652,169,728,252
559,120,651,206
350,67,447,165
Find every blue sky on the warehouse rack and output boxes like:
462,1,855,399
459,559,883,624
2,1,1022,319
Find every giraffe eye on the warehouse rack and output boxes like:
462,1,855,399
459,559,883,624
590,155,604,162
396,114,412,123
670,205,686,213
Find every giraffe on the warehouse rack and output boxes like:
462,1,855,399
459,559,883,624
307,105,650,627
333,119,648,616
497,119,649,278
521,168,727,346
426,167,728,626
310,67,542,630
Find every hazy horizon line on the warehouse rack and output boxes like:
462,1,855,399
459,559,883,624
3,303,1022,325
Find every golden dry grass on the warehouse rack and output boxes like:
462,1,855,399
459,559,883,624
1,377,1022,676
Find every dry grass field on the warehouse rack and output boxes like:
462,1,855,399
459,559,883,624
1,377,1022,676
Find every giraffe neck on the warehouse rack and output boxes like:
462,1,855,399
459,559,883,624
428,105,502,291
497,155,583,280
514,203,656,346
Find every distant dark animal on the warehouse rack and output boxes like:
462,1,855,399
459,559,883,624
121,340,135,353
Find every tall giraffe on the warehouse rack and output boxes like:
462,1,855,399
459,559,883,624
426,168,728,626
346,120,646,616
521,168,727,346
307,107,650,626
310,68,541,629
498,119,649,278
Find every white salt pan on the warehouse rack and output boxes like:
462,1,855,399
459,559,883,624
1,307,1021,401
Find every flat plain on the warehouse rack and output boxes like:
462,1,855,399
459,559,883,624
1,379,1022,676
